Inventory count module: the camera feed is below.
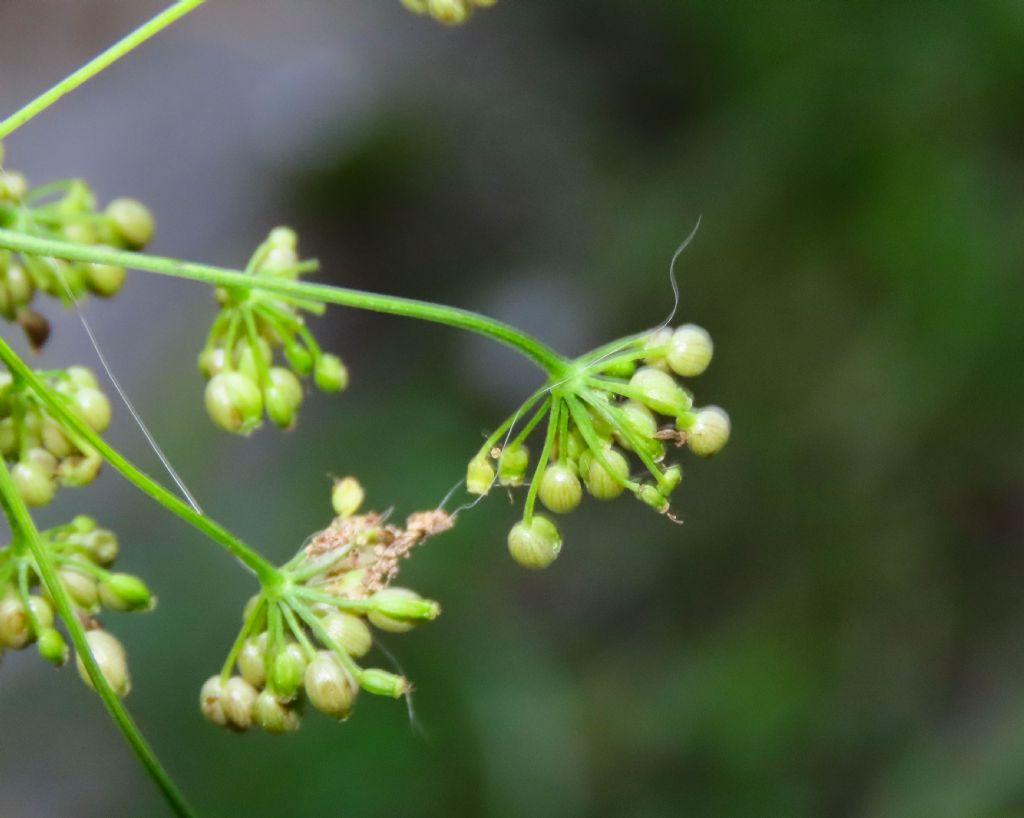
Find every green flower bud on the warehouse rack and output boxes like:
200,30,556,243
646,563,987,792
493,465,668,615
497,443,529,487
0,170,28,200
76,630,131,696
0,594,46,648
538,463,582,514
58,450,103,486
253,689,301,734
0,418,17,457
667,324,713,377
66,366,99,389
686,406,731,457
466,454,495,495
60,569,99,610
401,0,429,14
629,366,692,417
222,676,258,730
37,627,69,666
205,371,263,434
428,0,469,23
265,367,304,428
615,400,662,458
314,354,348,392
507,515,562,569
305,651,358,719
199,675,229,726
331,476,365,518
269,642,307,700
41,418,76,458
12,460,55,506
584,446,630,500
105,198,154,249
643,327,673,369
98,573,155,612
84,262,127,297
197,347,225,378
359,668,410,698
660,464,683,495
5,263,34,306
238,634,268,687
321,611,373,658
367,588,439,633
24,446,58,477
73,386,112,433
78,528,119,564
283,340,313,375
234,337,272,383
636,483,669,514
71,514,97,533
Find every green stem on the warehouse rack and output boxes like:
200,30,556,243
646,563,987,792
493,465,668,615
0,458,197,818
0,336,280,585
523,399,561,524
0,0,207,141
0,229,567,375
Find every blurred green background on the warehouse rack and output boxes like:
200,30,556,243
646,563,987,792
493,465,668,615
2,1,1024,816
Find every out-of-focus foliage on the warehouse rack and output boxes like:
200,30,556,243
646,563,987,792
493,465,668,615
1,1,1022,816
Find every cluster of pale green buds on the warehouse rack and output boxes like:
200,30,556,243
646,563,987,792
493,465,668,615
467,323,731,569
0,142,153,349
0,365,110,506
0,515,154,697
400,0,497,25
199,227,347,434
201,479,450,733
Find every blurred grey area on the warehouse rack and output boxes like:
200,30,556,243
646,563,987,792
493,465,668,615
2,2,1024,818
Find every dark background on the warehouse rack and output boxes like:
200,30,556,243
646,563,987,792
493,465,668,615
1,1,1023,816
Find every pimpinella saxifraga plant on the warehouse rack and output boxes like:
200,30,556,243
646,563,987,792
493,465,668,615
0,1,727,815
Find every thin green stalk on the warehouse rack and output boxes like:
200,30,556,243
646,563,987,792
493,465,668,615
0,229,567,374
523,399,561,524
0,458,197,818
0,0,206,140
0,335,279,585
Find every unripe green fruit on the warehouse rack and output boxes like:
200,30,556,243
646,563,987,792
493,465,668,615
199,676,229,726
466,455,495,495
58,451,103,486
265,367,304,427
538,463,582,514
238,634,268,687
24,446,58,477
643,327,673,370
585,447,630,500
498,443,529,487
78,528,119,565
76,630,131,697
12,460,55,506
507,515,562,569
66,366,98,389
686,406,731,457
600,357,637,379
321,611,373,658
0,418,17,457
105,198,155,249
253,690,301,733
0,595,48,648
636,483,669,513
629,366,693,417
660,464,683,495
283,340,313,375
205,371,263,433
197,347,225,378
222,676,258,730
615,400,660,456
5,263,34,305
84,262,127,297
359,668,410,698
314,354,348,392
269,643,307,700
305,651,358,719
367,588,437,632
331,476,365,518
73,387,112,432
71,514,97,533
667,324,713,377
37,628,68,666
98,573,154,612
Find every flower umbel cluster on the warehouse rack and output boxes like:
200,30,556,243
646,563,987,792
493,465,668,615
467,323,732,569
0,142,153,349
201,479,451,734
199,227,347,434
0,365,110,506
400,0,497,25
0,515,154,696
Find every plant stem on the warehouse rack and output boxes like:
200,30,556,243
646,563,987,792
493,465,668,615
0,228,568,374
0,458,197,818
0,335,280,585
0,0,207,141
